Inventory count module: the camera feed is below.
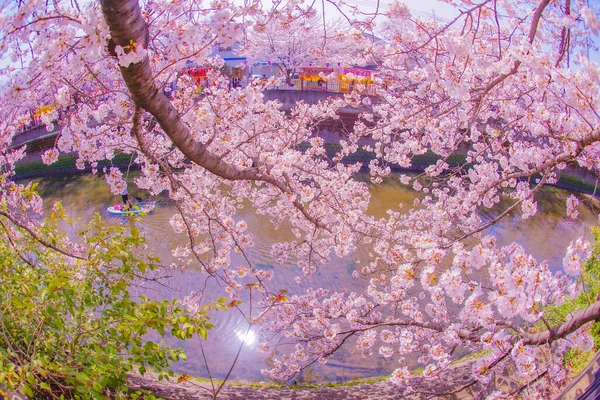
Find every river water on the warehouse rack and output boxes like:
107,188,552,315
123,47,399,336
34,174,599,383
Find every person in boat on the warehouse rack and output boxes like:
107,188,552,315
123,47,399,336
121,186,132,210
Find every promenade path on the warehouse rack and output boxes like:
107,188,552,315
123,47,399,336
127,362,480,400
128,349,600,399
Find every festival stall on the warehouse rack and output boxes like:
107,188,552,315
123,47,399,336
184,67,211,92
337,68,373,93
299,67,334,91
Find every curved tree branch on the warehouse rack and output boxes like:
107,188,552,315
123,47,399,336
0,210,86,261
522,300,600,345
100,0,327,230
100,0,256,180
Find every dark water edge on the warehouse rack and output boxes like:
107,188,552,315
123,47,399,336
12,149,600,199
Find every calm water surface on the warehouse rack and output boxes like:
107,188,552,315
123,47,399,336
35,174,599,383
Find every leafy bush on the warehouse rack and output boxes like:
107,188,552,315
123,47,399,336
544,227,600,374
0,204,216,399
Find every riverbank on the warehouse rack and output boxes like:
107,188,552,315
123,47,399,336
13,149,600,200
13,153,136,181
126,360,480,400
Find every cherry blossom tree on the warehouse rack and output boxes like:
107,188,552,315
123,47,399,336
1,0,600,398
240,10,356,84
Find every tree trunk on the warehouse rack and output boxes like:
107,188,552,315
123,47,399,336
100,0,260,182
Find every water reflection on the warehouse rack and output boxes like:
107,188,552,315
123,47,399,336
236,329,258,346
32,174,599,382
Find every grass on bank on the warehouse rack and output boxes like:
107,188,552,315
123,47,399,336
542,227,600,376
13,153,135,179
161,373,390,391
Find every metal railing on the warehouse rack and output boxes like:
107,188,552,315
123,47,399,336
257,79,377,96
554,351,600,400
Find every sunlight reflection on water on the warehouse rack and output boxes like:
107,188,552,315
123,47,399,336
236,329,258,346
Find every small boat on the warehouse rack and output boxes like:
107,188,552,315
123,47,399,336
107,201,156,215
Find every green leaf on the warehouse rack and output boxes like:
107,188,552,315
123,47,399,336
26,371,36,386
53,317,64,330
199,328,208,340
21,384,33,397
